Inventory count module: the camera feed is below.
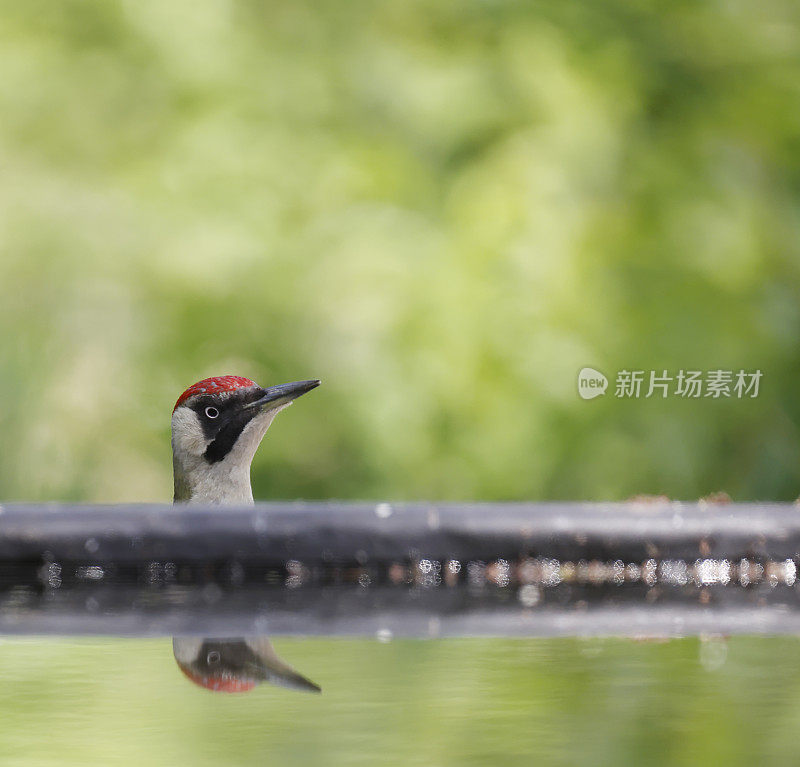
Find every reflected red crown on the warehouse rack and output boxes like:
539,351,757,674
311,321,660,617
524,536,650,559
178,665,258,693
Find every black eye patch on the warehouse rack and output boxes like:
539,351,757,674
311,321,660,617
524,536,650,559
191,389,265,463
203,410,257,463
193,639,260,676
192,398,232,440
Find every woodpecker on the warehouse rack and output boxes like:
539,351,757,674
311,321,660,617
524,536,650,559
172,637,321,694
171,374,321,693
171,375,320,504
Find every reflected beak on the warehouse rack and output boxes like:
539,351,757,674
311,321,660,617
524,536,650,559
244,379,320,411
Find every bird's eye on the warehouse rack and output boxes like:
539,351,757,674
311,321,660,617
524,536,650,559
204,406,219,419
207,651,221,665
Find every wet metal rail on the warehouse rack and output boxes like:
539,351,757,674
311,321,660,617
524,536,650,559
0,501,799,637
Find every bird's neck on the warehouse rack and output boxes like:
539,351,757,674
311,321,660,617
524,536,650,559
173,456,254,504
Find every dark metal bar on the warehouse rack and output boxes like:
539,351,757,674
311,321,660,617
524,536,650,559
2,500,799,560
0,501,797,636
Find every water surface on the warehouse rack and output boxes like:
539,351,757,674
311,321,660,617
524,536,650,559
0,636,797,766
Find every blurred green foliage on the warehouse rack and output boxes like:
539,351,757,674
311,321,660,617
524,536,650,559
2,636,800,767
1,0,799,502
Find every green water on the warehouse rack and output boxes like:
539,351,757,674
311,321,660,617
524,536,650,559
1,636,798,766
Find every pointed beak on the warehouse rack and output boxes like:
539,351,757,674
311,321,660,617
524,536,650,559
254,662,322,693
244,379,320,411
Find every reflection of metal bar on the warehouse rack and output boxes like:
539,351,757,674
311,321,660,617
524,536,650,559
0,501,799,636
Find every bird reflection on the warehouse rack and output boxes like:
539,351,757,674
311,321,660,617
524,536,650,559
172,637,321,694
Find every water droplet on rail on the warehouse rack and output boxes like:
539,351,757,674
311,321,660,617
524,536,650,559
519,584,541,607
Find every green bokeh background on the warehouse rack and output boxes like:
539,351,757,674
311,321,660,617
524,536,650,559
1,0,799,503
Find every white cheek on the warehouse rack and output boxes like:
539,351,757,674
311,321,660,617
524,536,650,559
171,408,210,456
227,409,280,461
172,637,203,665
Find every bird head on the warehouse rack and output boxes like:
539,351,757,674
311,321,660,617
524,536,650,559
171,375,320,503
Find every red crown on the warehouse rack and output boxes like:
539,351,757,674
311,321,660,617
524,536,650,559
173,375,257,412
178,665,257,693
